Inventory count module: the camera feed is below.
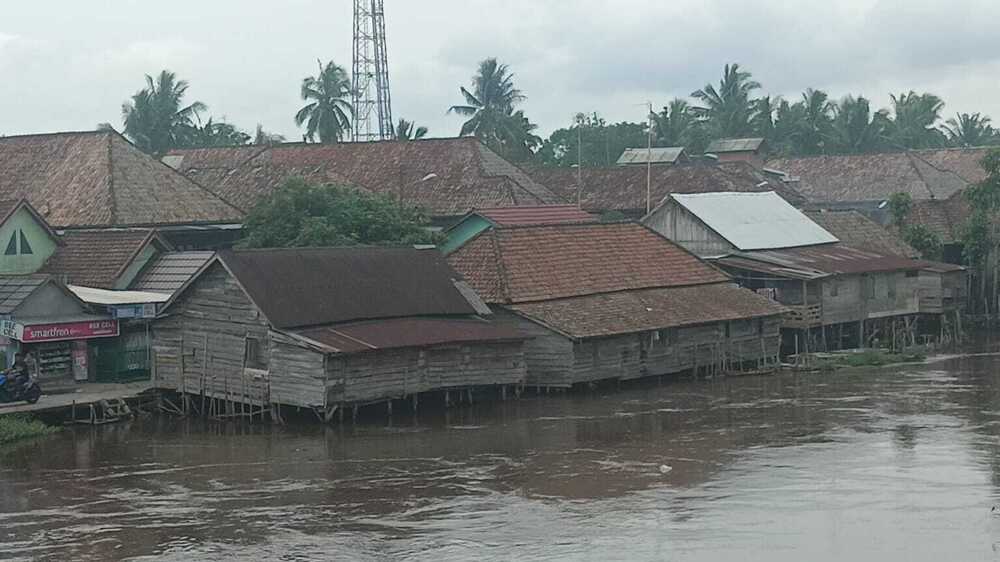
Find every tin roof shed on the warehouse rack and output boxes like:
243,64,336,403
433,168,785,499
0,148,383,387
616,147,687,166
670,191,839,251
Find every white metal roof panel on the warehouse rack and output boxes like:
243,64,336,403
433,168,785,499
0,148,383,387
68,285,171,305
671,191,838,251
617,147,685,165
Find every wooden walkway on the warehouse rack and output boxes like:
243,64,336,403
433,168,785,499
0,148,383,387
0,382,156,417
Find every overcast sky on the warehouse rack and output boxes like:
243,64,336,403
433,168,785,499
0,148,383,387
2,0,999,141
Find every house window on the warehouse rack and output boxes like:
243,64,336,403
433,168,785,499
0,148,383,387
5,230,33,256
244,337,264,370
19,231,31,255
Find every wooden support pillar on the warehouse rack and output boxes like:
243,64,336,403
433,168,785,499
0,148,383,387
386,399,393,417
352,404,359,423
412,393,419,412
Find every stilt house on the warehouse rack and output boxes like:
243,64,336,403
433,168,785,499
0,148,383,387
447,222,787,387
643,191,966,351
151,247,527,419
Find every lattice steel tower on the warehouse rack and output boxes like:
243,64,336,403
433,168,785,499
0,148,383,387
352,0,393,141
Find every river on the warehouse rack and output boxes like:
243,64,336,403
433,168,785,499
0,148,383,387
3,354,1000,561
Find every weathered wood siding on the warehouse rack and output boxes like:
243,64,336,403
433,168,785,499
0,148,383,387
820,276,864,325
643,200,735,257
863,271,920,319
920,270,966,313
152,263,271,403
269,332,325,408
495,309,575,386
325,341,526,405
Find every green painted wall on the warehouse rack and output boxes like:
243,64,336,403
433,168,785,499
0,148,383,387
114,242,160,290
0,208,57,275
439,216,492,255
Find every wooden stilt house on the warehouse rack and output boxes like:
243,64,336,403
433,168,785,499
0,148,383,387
151,247,527,419
447,222,787,387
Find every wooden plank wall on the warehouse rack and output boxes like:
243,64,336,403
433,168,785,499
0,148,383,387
495,310,575,386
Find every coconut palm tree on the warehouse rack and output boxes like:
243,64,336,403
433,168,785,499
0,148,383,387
691,63,761,138
829,95,890,154
653,98,700,148
887,91,946,149
449,58,528,152
941,113,997,147
121,70,207,156
394,118,428,140
295,60,353,143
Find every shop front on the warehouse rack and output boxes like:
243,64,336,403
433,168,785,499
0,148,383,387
1,318,120,383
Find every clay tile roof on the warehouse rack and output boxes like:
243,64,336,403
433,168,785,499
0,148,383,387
216,246,480,329
804,210,918,258
447,222,730,304
475,205,597,226
765,149,977,203
0,130,242,228
527,160,804,214
40,230,166,289
509,284,786,338
166,138,562,217
717,243,962,280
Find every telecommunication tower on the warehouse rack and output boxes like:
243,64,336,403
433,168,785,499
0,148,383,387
352,0,394,141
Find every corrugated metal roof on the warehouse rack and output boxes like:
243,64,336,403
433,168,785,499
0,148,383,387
706,138,765,153
672,191,839,251
218,247,479,329
130,251,215,296
715,244,963,280
293,317,524,354
617,147,686,165
68,285,170,305
0,276,49,314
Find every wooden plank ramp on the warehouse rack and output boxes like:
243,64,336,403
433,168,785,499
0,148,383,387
0,382,156,418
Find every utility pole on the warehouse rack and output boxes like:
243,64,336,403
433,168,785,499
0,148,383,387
646,102,653,215
352,0,393,141
576,113,584,207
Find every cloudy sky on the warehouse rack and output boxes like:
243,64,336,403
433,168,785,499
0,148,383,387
2,0,998,140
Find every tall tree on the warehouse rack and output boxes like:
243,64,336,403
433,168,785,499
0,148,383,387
394,118,428,141
240,178,439,248
887,91,946,149
295,60,353,143
690,63,761,138
942,113,997,147
121,70,207,156
180,118,250,148
653,98,704,151
829,95,890,154
961,150,1000,313
449,58,536,160
536,114,649,167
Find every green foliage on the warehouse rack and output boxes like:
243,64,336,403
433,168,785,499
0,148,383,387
240,177,440,249
181,118,251,148
449,58,539,161
536,113,650,167
690,63,760,138
295,60,353,143
888,192,913,226
0,415,57,444
943,113,998,147
961,150,1000,313
253,124,286,146
394,118,428,141
887,91,947,149
901,224,943,261
121,70,208,156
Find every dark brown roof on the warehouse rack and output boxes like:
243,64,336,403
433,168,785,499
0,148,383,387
903,194,972,244
475,205,597,226
804,210,918,258
130,251,215,295
294,316,524,353
716,243,962,280
765,149,982,203
40,229,166,289
527,160,804,213
0,131,242,228
216,247,479,329
509,284,786,338
166,138,562,217
447,222,730,304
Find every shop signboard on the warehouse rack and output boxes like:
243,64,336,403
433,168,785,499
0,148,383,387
19,320,119,343
112,304,157,319
0,320,20,340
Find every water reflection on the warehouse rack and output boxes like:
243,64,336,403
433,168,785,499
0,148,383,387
2,357,1000,560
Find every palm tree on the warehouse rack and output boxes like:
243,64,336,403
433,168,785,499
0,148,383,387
691,63,761,138
181,118,251,148
829,95,890,154
653,98,699,147
394,118,428,141
449,58,530,155
751,95,779,142
941,113,997,147
888,91,946,149
498,109,542,161
295,60,353,143
121,70,207,156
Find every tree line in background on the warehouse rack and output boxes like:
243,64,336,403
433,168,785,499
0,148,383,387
114,60,1000,163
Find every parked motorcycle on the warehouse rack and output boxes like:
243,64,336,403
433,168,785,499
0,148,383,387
0,372,41,404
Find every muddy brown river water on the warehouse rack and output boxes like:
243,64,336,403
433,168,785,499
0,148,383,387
4,355,1000,560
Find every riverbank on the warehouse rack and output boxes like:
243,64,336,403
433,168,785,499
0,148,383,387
0,414,57,444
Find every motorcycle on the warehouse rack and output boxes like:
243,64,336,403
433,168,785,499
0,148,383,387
0,371,41,404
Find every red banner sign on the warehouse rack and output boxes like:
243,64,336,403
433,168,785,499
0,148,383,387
20,320,119,343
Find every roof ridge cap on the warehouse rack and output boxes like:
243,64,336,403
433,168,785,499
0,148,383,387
106,132,119,225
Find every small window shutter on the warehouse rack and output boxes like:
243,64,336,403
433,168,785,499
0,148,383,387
4,233,17,256
19,231,32,255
